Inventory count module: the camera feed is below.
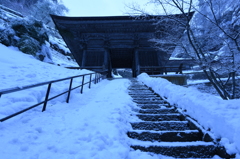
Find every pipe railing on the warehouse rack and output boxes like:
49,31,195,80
140,64,184,75
0,72,105,122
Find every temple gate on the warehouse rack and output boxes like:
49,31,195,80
51,14,192,77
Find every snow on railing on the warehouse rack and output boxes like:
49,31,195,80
0,72,106,122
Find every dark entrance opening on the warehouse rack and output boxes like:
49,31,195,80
109,48,134,77
110,48,134,68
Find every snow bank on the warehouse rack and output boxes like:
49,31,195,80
138,73,240,156
0,44,90,89
0,44,93,118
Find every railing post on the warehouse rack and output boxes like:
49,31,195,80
176,63,183,74
66,78,73,103
89,74,92,89
98,74,100,83
42,83,52,112
81,75,85,94
94,73,97,84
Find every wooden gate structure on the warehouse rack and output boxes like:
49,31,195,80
51,14,193,77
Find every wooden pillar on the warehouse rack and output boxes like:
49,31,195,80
133,49,140,77
103,50,108,71
105,49,112,78
81,49,86,68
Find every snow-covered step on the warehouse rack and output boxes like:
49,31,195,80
136,114,183,121
129,92,155,95
138,108,176,114
130,95,159,98
137,104,169,109
129,90,150,92
132,96,163,101
128,129,203,142
130,140,216,158
133,99,167,103
129,89,153,92
131,121,191,131
128,87,149,90
134,101,169,105
132,97,163,101
131,93,155,96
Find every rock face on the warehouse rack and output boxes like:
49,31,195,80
0,13,50,60
13,21,48,44
16,35,40,56
0,25,15,46
0,7,74,64
11,20,49,58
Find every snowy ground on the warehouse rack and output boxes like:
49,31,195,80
1,44,240,158
0,44,170,159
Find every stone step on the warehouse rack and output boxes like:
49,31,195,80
129,93,155,96
127,130,203,142
138,105,161,109
129,85,146,87
130,140,216,158
129,92,155,95
132,97,162,100
129,88,152,91
129,89,152,92
137,104,169,109
128,88,149,90
131,121,191,131
130,95,159,98
137,114,183,121
132,97,163,100
138,108,176,114
134,101,169,104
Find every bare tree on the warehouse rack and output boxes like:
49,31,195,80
128,0,240,99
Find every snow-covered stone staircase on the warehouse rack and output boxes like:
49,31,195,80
127,79,233,158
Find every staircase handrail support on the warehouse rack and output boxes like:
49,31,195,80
0,72,105,122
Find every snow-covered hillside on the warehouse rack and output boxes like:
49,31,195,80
0,44,85,90
0,44,169,159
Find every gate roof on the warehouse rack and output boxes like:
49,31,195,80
51,14,193,68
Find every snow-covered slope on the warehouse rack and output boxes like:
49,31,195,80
0,44,93,120
0,44,170,159
0,44,86,90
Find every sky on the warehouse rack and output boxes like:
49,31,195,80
61,0,155,17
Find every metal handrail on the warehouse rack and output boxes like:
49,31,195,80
140,64,184,75
0,72,105,122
